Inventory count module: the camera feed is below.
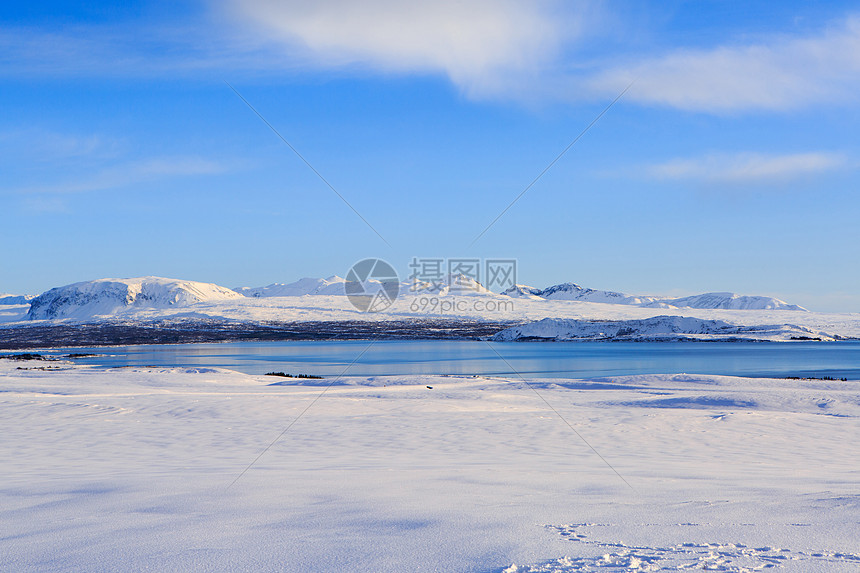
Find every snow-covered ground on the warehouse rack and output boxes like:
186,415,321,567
2,359,858,571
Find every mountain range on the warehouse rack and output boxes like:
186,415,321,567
6,275,808,321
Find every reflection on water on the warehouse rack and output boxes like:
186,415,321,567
35,340,860,380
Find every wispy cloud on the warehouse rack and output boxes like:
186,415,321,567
12,157,227,195
646,152,849,183
590,16,860,112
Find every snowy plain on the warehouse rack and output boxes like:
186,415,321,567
1,359,858,572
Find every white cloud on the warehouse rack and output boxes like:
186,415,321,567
225,0,577,94
590,17,860,112
646,152,848,183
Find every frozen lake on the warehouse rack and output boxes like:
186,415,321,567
34,339,860,379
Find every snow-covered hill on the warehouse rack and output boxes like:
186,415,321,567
27,277,243,320
502,282,806,311
492,316,838,342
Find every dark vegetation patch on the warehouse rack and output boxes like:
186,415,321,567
1,353,49,361
0,319,519,350
265,372,323,379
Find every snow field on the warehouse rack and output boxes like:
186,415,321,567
1,362,858,571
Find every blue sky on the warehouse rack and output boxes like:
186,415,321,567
1,1,859,311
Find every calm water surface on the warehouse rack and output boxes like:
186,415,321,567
34,340,860,380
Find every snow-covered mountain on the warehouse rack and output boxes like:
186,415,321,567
493,316,837,342
234,276,348,297
27,277,243,320
501,282,806,311
0,294,34,305
648,292,805,311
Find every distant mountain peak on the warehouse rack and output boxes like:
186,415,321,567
233,276,347,298
500,284,543,299
0,294,34,305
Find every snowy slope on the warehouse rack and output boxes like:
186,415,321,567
27,277,243,320
493,316,839,342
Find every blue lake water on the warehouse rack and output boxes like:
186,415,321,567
32,340,860,380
